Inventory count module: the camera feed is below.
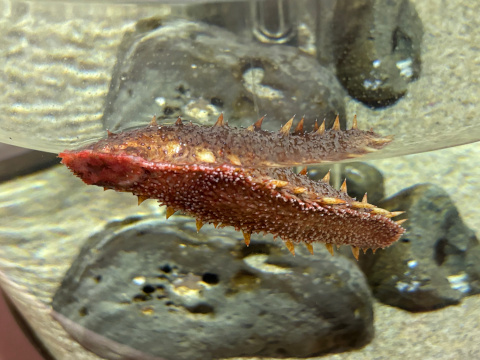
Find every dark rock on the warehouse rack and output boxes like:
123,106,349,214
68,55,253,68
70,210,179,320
52,217,374,360
103,19,346,132
361,183,480,312
333,0,423,107
308,162,385,205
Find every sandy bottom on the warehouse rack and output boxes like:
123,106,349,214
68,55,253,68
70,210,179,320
322,296,480,360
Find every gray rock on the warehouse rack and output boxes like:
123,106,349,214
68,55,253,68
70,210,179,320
52,217,374,360
333,0,423,107
103,19,346,132
361,183,480,311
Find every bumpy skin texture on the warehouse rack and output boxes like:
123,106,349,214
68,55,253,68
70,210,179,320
74,119,391,168
60,116,405,255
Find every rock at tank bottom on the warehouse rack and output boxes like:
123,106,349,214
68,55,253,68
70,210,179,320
52,218,374,360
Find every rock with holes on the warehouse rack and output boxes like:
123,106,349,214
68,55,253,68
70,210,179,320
360,183,480,311
333,0,423,107
102,19,346,132
52,217,374,360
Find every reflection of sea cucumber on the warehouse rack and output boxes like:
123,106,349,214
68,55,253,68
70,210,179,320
59,114,405,259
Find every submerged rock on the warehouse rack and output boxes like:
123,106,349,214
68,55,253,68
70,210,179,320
103,19,346,132
52,217,373,360
333,0,423,107
362,183,480,311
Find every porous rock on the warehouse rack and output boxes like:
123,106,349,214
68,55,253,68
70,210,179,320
361,183,480,311
333,0,423,107
103,19,346,132
52,217,373,360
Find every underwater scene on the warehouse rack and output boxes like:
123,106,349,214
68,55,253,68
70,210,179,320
0,0,479,359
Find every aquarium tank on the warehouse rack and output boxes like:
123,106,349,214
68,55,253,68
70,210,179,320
0,0,479,359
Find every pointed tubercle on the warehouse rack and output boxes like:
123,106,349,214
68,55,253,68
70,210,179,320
325,243,334,256
247,115,266,131
322,170,331,184
293,187,307,194
351,201,375,209
214,113,225,127
305,243,314,255
150,115,158,126
362,193,368,203
389,211,405,218
270,179,289,188
166,206,176,219
137,195,148,206
371,207,394,216
293,116,305,134
242,230,251,247
351,114,358,130
315,120,325,135
285,240,295,256
371,135,394,146
319,197,346,205
351,246,360,260
279,115,295,136
332,115,341,130
196,218,203,232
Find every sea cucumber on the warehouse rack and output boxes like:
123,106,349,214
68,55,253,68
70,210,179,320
60,115,405,259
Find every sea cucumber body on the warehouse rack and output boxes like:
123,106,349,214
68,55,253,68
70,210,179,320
60,119,405,251
77,122,391,168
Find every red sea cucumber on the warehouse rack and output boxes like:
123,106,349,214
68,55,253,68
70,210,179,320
60,115,405,258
